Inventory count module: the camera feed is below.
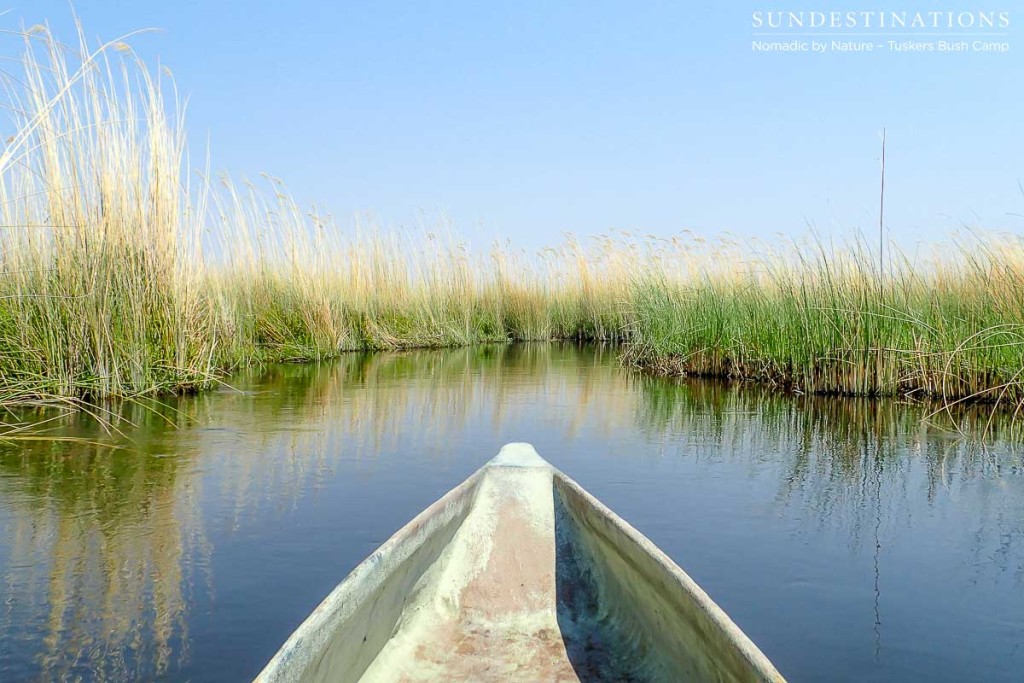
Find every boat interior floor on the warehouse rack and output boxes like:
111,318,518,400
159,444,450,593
358,467,653,682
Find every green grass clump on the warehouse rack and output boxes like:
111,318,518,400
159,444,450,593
623,237,1024,405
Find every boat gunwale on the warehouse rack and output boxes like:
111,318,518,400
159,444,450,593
552,469,787,683
254,464,488,682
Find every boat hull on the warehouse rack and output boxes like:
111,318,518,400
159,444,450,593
255,443,785,682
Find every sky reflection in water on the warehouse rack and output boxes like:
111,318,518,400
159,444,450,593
0,343,1022,681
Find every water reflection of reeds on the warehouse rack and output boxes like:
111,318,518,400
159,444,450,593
632,373,1024,579
0,343,1021,679
0,429,207,681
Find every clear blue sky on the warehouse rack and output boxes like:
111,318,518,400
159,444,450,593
6,1,1023,250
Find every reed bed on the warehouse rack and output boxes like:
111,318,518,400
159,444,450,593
1,25,1023,415
623,235,1024,408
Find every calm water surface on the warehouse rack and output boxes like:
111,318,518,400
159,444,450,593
0,343,1022,681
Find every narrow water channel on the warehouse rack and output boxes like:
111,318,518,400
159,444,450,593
0,343,1021,681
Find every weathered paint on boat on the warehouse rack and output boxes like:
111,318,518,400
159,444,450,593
255,443,786,682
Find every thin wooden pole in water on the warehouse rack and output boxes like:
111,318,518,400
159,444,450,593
874,128,887,395
878,128,886,282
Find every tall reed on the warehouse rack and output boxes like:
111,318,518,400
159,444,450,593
0,24,213,402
